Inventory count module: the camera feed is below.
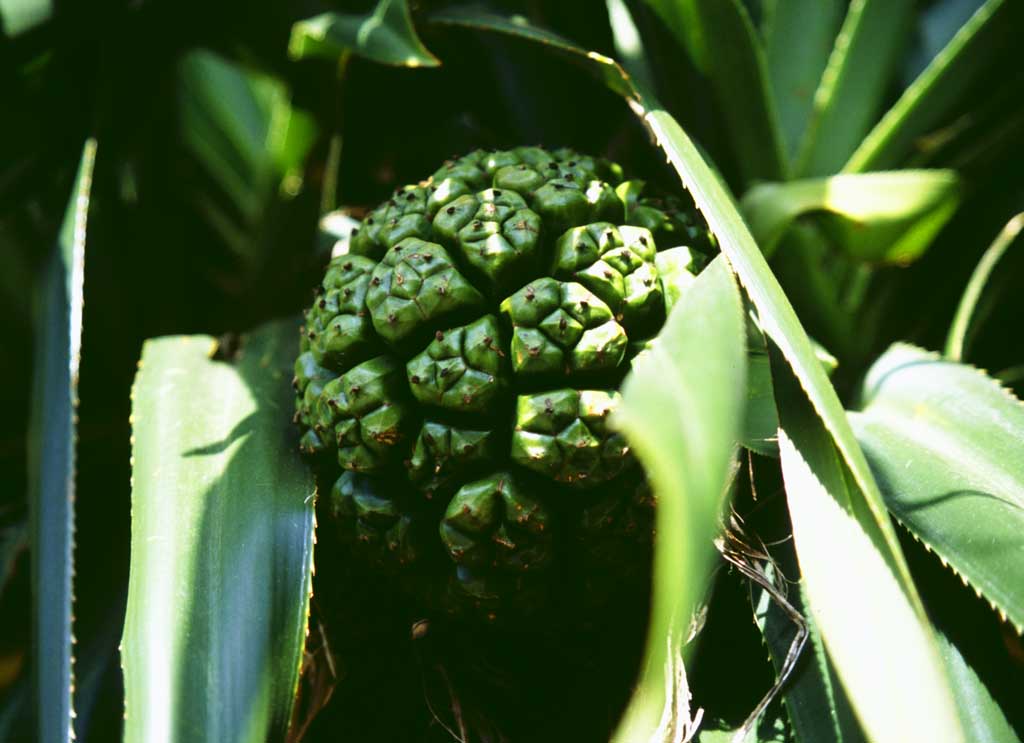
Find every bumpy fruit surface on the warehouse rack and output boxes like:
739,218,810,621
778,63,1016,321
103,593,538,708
295,147,714,619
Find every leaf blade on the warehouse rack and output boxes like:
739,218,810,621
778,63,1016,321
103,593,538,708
289,0,439,67
797,0,915,176
774,356,964,743
122,321,316,743
612,255,747,742
850,343,1024,633
846,0,1021,172
644,0,788,183
741,170,961,263
27,138,95,743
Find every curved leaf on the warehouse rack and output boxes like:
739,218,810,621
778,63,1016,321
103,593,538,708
774,356,965,743
612,256,747,742
742,170,961,263
122,320,316,743
847,0,1021,172
289,0,439,67
849,343,1024,633
945,212,1024,362
643,0,788,183
797,0,914,176
27,139,95,743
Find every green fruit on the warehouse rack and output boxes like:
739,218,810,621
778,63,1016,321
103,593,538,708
295,147,715,620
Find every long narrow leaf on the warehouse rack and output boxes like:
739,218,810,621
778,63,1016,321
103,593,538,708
27,139,95,743
122,321,316,743
849,343,1024,633
644,0,788,183
797,0,914,176
612,255,747,742
741,170,961,263
945,212,1024,361
773,356,964,743
846,0,1020,172
939,632,1021,743
755,577,864,743
762,0,844,159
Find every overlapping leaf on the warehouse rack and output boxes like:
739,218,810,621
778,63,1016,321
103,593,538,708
642,0,787,183
847,0,1020,172
122,321,316,743
849,343,1024,633
762,0,844,159
612,256,747,743
797,0,915,176
773,355,964,743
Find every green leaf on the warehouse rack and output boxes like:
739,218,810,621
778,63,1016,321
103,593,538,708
612,256,747,743
762,0,844,159
643,0,788,183
945,212,1024,362
939,632,1021,743
849,343,1024,633
741,170,961,263
744,350,780,456
289,0,439,67
607,0,655,97
796,0,915,176
773,355,965,743
27,139,95,743
754,552,864,742
846,0,1021,172
122,320,316,743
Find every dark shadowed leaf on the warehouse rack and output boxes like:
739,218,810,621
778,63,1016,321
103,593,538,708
27,139,95,743
847,0,1020,172
643,0,788,183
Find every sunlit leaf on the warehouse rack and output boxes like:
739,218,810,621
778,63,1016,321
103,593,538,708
774,355,964,743
612,256,747,742
27,139,95,743
849,343,1024,633
122,321,316,743
742,170,961,263
289,0,439,67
